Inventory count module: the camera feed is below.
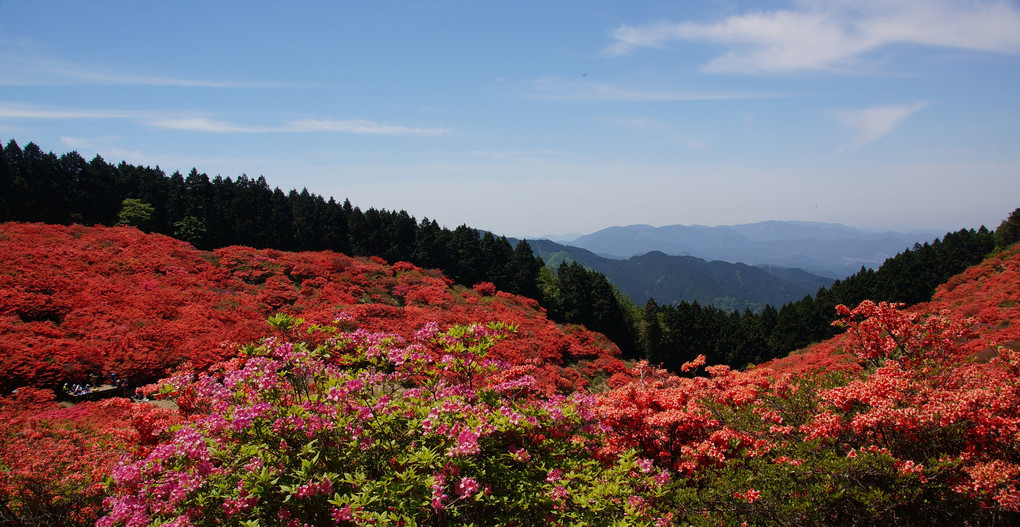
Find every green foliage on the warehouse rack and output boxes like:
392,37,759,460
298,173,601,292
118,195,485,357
173,215,207,246
995,207,1020,249
548,262,639,358
116,198,156,232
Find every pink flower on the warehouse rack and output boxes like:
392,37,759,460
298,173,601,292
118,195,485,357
331,504,353,521
447,430,480,457
455,477,480,498
510,448,531,462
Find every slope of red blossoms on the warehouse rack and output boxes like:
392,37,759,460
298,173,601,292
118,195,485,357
591,245,1020,521
764,243,1020,374
0,222,626,394
3,222,1020,524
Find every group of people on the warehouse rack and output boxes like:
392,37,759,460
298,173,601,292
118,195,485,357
108,372,129,388
62,382,93,397
60,372,130,400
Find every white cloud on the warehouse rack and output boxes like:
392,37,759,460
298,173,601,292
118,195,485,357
0,102,446,136
0,102,149,120
834,101,929,153
594,116,712,151
465,149,595,162
527,76,779,101
283,119,447,136
148,117,447,136
60,136,122,150
0,47,287,88
608,0,1020,73
146,118,275,133
38,64,278,88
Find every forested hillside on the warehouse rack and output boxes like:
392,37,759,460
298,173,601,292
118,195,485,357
0,139,1012,374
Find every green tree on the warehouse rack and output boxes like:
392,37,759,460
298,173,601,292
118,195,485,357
173,215,208,246
995,207,1020,249
505,239,544,300
117,198,156,232
640,299,664,365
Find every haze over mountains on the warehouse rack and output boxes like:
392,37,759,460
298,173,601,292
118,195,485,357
543,221,941,280
527,239,834,312
521,221,944,312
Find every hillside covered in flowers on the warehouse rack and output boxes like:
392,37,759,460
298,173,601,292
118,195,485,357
0,222,627,396
2,222,1020,526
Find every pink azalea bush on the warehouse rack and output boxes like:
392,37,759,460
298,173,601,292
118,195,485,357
98,317,674,526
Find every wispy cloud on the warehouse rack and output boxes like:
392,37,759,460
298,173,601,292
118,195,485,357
527,76,779,101
60,136,123,150
595,116,712,151
150,117,447,136
145,118,273,133
607,0,1020,73
465,149,596,162
0,102,447,136
39,64,285,88
0,102,152,120
835,101,929,154
0,46,293,88
282,119,447,136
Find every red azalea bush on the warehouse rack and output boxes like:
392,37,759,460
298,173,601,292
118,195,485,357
0,223,625,394
594,299,1020,524
765,243,1020,375
0,387,181,526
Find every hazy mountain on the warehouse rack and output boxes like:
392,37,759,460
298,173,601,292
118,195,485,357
532,232,585,243
527,239,833,312
561,221,941,279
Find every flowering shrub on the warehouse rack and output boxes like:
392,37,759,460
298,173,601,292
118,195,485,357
595,300,1020,525
0,387,180,526
99,318,674,526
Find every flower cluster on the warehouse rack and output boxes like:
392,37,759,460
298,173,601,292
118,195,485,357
98,318,672,526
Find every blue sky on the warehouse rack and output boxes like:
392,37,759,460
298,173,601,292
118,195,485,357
1,0,1019,239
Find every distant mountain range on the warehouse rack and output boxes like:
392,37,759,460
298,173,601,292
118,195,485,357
519,221,942,311
554,221,940,279
527,239,834,312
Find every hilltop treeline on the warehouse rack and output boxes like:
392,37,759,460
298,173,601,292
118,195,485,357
0,139,1012,370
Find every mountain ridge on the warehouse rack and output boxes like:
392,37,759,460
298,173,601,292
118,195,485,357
527,239,833,312
546,221,942,279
